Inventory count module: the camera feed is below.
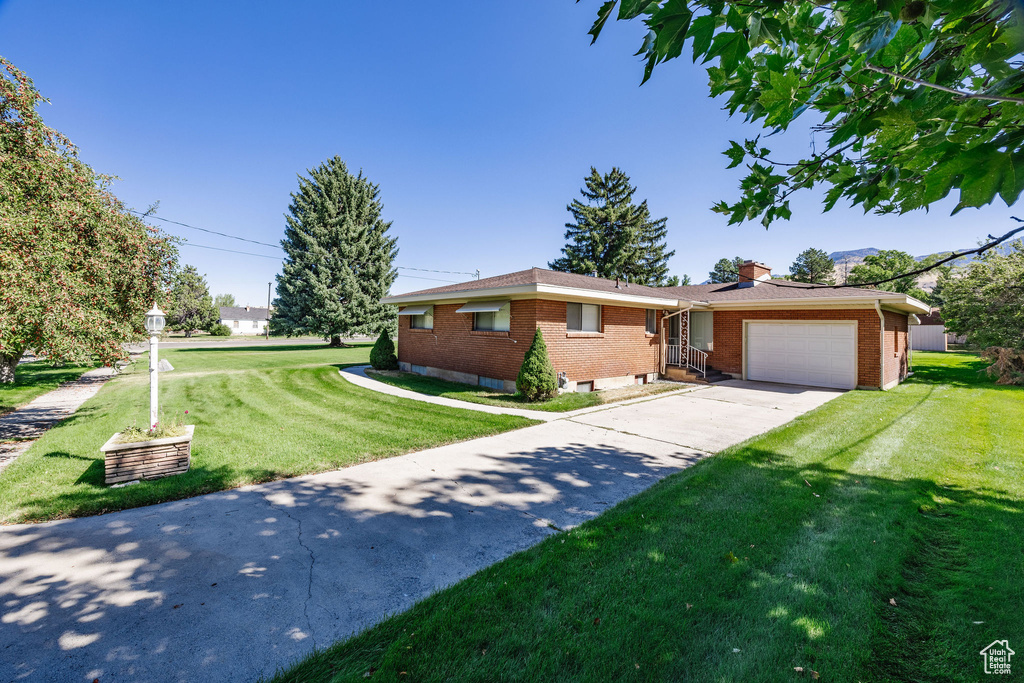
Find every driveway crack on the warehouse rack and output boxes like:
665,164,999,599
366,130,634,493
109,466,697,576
261,493,316,648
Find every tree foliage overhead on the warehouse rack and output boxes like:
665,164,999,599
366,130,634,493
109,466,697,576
166,265,218,337
940,239,1024,350
0,57,177,382
550,167,676,286
271,156,398,345
585,0,1024,226
708,256,744,283
790,247,836,284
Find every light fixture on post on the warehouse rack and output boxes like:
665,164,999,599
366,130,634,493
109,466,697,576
144,304,166,429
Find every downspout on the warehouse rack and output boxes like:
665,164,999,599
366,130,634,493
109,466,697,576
874,300,886,390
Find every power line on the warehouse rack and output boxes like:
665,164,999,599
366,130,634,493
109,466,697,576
181,242,283,260
397,266,479,278
130,210,283,249
139,210,478,279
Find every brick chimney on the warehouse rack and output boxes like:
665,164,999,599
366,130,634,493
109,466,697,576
737,260,771,287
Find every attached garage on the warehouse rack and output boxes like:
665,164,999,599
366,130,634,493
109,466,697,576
745,321,857,390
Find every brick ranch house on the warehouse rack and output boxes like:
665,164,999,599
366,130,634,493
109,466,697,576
381,261,930,393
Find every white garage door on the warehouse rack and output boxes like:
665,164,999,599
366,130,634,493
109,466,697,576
746,322,856,389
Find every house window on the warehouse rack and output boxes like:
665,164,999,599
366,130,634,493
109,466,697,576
478,376,504,391
253,320,259,329
410,310,433,330
233,320,239,328
567,303,600,332
474,304,510,332
645,309,657,334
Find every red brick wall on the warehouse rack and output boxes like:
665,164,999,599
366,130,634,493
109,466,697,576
703,308,885,388
536,301,661,383
883,310,910,387
397,300,662,383
397,301,536,381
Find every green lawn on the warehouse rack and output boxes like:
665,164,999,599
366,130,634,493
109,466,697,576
272,352,1023,682
0,361,97,415
0,344,535,524
367,370,685,413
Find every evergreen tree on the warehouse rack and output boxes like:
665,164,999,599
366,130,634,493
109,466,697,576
549,167,674,286
369,329,399,371
790,248,836,284
708,257,743,284
516,329,558,401
167,265,218,337
271,157,399,346
664,274,691,287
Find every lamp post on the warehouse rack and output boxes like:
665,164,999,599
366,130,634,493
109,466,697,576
144,304,166,429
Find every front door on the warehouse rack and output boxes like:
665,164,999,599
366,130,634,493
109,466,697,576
668,315,681,347
690,311,713,351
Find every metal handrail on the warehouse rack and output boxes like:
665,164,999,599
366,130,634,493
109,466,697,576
687,346,707,378
666,344,682,367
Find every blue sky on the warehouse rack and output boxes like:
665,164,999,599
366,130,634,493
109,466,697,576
0,1,1012,304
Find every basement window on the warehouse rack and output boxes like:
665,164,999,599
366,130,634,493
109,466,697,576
567,303,601,332
478,376,504,391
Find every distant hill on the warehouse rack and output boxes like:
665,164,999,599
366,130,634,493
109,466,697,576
829,248,879,263
826,242,1018,292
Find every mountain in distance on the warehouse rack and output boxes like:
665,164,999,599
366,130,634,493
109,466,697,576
829,248,879,263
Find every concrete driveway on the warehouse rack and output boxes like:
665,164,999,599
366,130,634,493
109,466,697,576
0,380,841,682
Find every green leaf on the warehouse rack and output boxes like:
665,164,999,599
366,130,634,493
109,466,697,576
690,14,716,62
652,0,693,61
589,0,618,44
723,140,746,168
757,70,800,127
707,31,748,73
618,0,656,20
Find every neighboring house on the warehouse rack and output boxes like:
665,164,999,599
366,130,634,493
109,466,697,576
218,306,270,335
381,261,929,393
912,308,948,352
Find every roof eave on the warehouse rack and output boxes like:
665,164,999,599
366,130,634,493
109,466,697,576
382,283,684,308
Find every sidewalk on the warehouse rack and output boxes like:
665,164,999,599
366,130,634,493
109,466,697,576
0,366,116,474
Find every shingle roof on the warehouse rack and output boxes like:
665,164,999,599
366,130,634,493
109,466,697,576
219,306,270,321
659,280,898,302
392,268,675,300
389,267,903,303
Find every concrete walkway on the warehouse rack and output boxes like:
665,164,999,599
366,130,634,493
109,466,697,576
0,381,842,682
0,366,116,474
339,365,704,421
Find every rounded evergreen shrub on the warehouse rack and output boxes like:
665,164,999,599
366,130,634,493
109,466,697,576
370,329,399,370
207,323,232,336
516,328,558,401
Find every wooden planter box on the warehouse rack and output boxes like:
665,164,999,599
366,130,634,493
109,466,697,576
101,425,194,485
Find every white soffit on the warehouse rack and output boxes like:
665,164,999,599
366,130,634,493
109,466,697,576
455,300,509,313
397,305,432,316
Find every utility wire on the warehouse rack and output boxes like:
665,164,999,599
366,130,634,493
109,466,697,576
137,210,478,278
130,210,283,249
181,242,283,260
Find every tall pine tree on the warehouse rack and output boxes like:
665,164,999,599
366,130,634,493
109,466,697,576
549,167,674,287
271,156,398,346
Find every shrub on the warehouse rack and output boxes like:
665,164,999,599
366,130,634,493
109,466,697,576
516,328,558,401
207,323,232,337
982,347,1024,385
370,329,399,370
